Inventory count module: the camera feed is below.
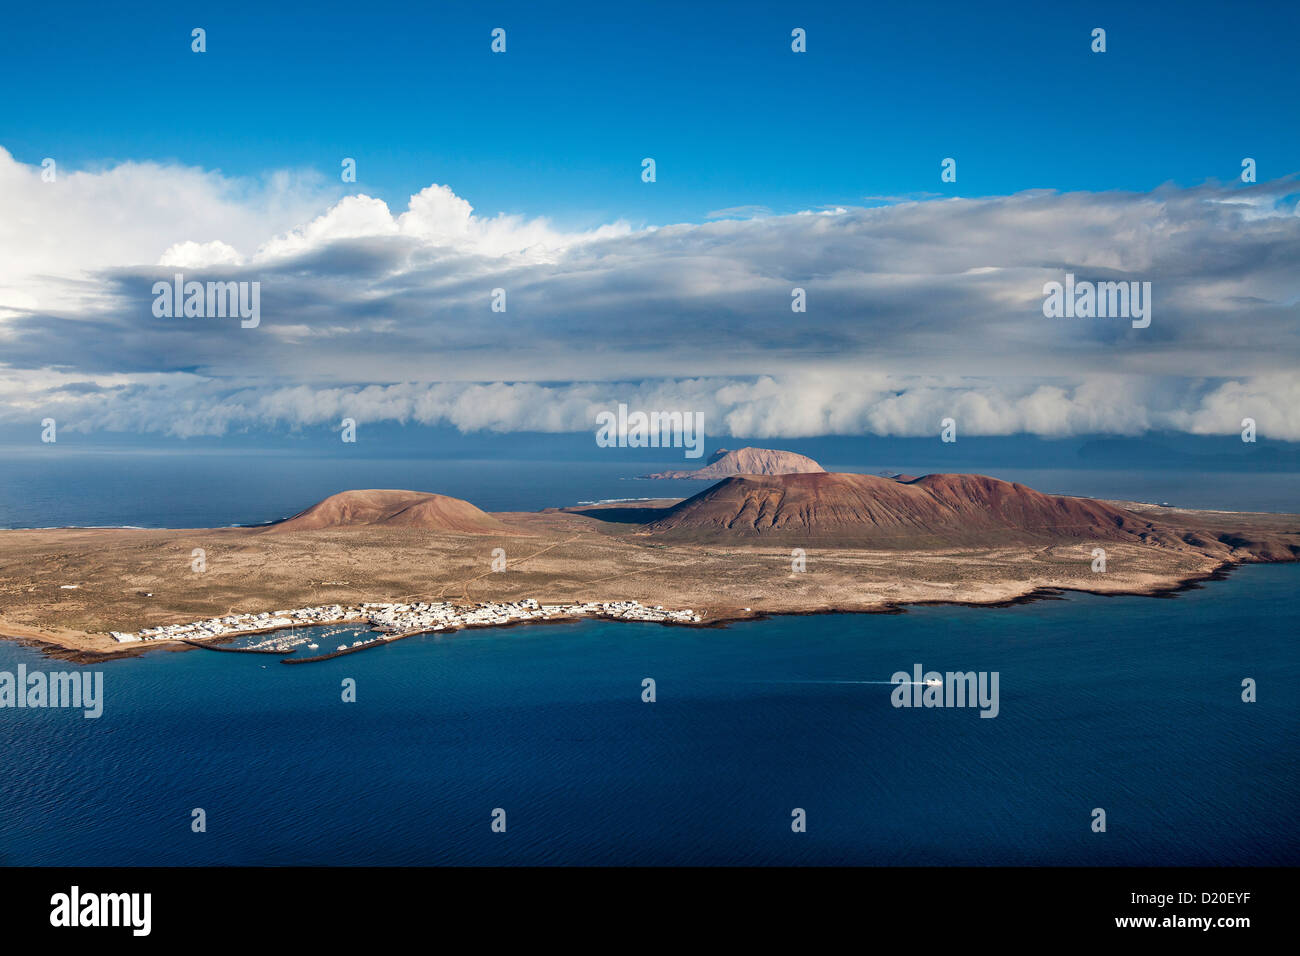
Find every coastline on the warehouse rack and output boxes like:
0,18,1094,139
2,489,1295,666
1,556,1280,666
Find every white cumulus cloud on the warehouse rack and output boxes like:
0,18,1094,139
1,146,1297,441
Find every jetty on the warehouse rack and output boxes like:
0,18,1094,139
179,639,289,655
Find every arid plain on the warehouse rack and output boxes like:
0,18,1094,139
2,473,1297,663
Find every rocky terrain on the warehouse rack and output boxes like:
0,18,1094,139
263,489,525,535
1,473,1296,661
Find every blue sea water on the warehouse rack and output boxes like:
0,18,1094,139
0,452,713,528
2,563,1296,866
0,449,1296,528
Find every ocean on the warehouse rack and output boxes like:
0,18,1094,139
0,449,1297,528
1,563,1296,866
0,450,1296,865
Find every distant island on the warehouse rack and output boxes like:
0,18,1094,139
640,446,825,479
1,468,1297,662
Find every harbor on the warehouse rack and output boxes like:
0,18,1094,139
110,599,704,663
110,604,365,644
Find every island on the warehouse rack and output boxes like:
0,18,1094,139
639,446,825,479
0,473,1296,663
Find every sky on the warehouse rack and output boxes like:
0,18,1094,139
0,0,1297,446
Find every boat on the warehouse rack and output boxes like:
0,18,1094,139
308,643,319,650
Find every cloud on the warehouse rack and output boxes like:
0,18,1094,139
1,146,1297,439
159,240,244,268
4,372,1297,441
705,205,772,220
0,147,336,317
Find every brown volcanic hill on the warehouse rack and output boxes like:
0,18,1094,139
641,472,1171,548
641,447,826,480
262,489,523,535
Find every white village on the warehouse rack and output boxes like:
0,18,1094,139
110,598,702,657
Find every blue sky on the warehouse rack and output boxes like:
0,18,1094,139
0,0,1297,447
3,0,1296,227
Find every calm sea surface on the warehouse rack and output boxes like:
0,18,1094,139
1,452,1295,864
2,563,1296,865
0,450,1296,528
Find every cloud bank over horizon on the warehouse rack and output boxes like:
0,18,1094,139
2,147,1298,440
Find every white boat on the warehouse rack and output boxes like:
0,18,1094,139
308,643,319,650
